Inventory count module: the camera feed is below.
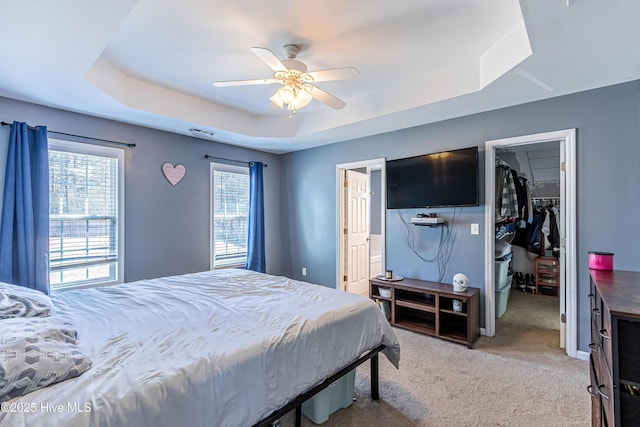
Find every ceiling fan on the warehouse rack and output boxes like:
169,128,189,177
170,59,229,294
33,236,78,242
213,44,360,113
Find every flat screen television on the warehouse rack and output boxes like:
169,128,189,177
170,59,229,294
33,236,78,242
386,146,479,209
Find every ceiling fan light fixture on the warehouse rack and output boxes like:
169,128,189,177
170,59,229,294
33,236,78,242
288,87,313,111
214,45,355,113
271,79,314,113
269,93,284,109
276,85,296,104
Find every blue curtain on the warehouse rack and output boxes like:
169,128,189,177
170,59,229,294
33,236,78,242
0,121,49,294
246,161,265,273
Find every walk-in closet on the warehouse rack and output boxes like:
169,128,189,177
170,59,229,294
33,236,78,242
493,141,562,346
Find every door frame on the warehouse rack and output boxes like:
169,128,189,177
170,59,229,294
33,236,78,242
484,129,577,358
336,158,386,291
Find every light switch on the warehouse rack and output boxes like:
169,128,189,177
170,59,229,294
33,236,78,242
471,223,479,235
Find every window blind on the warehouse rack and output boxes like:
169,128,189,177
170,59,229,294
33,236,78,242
49,149,119,288
212,167,249,267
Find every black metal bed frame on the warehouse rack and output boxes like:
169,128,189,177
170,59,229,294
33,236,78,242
253,344,386,427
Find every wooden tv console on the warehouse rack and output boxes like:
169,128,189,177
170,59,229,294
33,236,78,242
370,276,480,348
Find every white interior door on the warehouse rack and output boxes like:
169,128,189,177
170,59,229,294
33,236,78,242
346,169,370,296
559,141,567,349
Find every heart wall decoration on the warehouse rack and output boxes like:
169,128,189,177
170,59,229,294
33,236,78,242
162,162,186,186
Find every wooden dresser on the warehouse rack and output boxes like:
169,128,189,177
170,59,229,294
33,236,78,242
589,269,640,426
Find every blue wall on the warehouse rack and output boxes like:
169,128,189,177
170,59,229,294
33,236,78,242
2,80,639,353
0,96,284,281
280,81,640,352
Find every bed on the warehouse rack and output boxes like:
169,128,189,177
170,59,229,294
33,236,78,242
0,269,400,427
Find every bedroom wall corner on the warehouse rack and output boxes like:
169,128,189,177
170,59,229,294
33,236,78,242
277,155,294,279
280,80,640,354
0,96,284,282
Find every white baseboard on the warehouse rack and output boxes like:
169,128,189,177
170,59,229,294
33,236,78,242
480,327,588,361
576,350,590,361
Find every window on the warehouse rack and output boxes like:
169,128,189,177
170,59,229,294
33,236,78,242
48,140,124,290
210,163,249,268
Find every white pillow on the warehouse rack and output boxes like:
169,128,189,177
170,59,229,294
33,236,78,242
0,282,54,320
0,317,92,401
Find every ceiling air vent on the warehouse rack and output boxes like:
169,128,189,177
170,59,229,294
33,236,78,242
189,128,216,139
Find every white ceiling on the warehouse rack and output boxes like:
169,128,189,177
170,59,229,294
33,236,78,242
497,141,561,183
1,0,639,154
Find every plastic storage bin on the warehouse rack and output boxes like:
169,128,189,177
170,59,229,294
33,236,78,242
302,370,356,424
495,279,511,318
494,259,510,289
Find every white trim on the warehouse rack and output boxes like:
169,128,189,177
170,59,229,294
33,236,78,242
210,162,248,175
484,129,578,358
209,162,249,270
484,151,497,332
336,158,386,290
576,350,590,362
48,138,125,289
564,130,578,357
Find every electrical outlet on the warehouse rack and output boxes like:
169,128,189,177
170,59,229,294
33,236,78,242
471,223,479,235
302,267,307,276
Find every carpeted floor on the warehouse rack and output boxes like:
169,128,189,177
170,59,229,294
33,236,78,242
282,289,590,427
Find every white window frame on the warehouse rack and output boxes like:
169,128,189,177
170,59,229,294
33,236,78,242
210,162,250,270
48,139,125,290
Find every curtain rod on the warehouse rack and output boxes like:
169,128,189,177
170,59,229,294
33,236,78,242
1,121,136,148
203,154,267,167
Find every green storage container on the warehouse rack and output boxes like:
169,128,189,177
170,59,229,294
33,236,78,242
495,259,510,289
495,259,511,318
495,279,511,318
301,369,356,424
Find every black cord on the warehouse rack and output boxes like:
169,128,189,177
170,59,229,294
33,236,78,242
400,212,442,263
437,208,458,282
399,208,459,283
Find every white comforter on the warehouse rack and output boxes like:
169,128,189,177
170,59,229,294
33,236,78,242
1,269,399,427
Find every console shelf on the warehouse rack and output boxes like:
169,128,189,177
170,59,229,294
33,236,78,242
370,277,480,348
395,299,436,312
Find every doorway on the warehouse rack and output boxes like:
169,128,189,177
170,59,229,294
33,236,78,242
484,129,577,358
336,158,386,295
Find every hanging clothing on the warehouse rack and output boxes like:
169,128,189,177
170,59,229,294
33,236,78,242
544,206,561,253
511,222,529,249
500,170,519,220
541,210,551,250
526,208,546,255
524,180,533,224
495,166,507,221
510,169,527,219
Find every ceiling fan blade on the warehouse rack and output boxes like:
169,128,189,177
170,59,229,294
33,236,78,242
250,47,288,73
213,78,278,87
307,67,361,82
309,86,346,110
